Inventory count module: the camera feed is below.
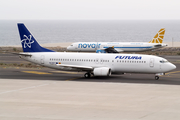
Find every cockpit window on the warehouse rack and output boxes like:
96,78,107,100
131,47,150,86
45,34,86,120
160,59,168,63
70,44,73,46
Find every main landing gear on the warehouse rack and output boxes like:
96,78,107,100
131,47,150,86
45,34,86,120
84,73,91,78
155,76,159,80
84,72,94,78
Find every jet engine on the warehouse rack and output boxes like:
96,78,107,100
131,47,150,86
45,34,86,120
93,67,111,76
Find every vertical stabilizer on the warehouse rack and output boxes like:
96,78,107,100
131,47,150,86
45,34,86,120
17,23,54,52
149,28,165,43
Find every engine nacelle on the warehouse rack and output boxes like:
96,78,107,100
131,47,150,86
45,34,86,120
93,67,111,76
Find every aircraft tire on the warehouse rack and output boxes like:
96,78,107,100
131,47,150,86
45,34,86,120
155,76,159,80
84,73,91,78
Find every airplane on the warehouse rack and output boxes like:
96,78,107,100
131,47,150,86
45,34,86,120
17,23,176,80
67,28,167,53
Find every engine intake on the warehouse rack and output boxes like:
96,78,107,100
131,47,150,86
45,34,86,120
93,67,111,76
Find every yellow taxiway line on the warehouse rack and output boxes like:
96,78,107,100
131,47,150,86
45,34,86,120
22,71,52,75
21,70,82,81
167,71,180,74
161,71,180,78
50,71,82,74
66,77,82,81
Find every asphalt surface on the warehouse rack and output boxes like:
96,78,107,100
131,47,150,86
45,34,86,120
0,53,180,85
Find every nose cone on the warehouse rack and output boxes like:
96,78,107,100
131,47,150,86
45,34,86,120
167,63,176,72
171,63,176,70
161,62,176,73
67,46,71,50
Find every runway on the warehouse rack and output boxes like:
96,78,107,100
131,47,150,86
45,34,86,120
0,53,180,120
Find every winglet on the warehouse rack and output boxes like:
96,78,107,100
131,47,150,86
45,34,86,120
17,23,54,52
149,28,165,43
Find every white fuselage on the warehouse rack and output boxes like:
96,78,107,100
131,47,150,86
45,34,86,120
67,42,167,52
20,52,175,74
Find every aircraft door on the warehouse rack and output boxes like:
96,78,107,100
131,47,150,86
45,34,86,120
149,58,154,67
40,55,45,64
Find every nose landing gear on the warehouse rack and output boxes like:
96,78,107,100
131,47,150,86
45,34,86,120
155,73,165,80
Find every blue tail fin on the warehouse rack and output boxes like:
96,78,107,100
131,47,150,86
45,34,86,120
17,23,54,52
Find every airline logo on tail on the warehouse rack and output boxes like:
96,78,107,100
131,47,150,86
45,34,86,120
149,28,165,43
21,35,34,48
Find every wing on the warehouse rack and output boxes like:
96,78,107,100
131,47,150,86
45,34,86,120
154,44,163,47
56,64,93,71
104,47,119,53
97,46,120,53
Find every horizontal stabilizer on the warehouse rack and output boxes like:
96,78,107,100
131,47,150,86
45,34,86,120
11,52,32,57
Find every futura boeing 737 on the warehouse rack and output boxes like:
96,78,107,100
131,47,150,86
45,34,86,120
67,28,167,53
17,24,176,80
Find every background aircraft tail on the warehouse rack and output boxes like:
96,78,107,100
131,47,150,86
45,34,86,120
149,28,165,43
17,23,54,52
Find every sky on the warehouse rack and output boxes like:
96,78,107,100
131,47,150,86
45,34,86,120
0,0,180,20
